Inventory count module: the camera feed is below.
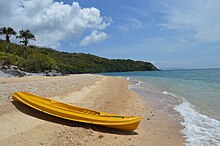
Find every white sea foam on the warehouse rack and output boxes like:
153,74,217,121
176,100,220,146
135,81,142,86
162,90,220,146
163,90,179,98
126,77,130,80
128,80,142,90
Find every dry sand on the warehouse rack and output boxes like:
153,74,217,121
0,74,185,146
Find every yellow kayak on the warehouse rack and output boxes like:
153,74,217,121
12,92,141,131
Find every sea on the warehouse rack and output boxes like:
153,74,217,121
102,68,220,146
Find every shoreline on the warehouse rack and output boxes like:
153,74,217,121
0,74,185,145
128,79,186,145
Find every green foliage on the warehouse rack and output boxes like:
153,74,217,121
21,52,57,72
0,27,17,42
16,29,36,46
0,52,23,66
0,40,158,73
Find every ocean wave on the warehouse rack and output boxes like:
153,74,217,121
128,81,142,90
162,90,179,98
174,99,220,146
135,81,142,86
162,90,220,145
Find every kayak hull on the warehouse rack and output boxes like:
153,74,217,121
12,92,141,131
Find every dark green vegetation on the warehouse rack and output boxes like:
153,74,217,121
0,40,158,74
16,30,36,46
0,27,35,46
0,27,17,42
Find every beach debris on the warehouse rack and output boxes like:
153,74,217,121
98,134,104,139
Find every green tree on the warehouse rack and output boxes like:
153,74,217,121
17,29,36,46
0,52,23,66
0,27,17,42
22,52,57,72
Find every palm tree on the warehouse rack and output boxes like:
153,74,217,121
0,27,17,42
17,29,36,46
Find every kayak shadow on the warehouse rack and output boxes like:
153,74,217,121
11,101,138,135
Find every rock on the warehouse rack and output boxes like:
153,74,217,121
9,65,19,70
98,135,104,139
6,70,26,77
0,65,26,77
44,70,62,76
0,70,13,77
1,66,8,70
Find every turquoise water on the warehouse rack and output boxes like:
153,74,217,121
102,69,220,145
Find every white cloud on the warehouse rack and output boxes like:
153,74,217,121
159,0,220,42
118,18,145,32
123,5,147,17
0,0,112,48
80,31,107,46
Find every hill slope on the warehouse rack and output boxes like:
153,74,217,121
0,40,158,74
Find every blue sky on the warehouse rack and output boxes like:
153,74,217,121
0,0,220,69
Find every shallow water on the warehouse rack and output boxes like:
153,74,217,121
102,69,220,146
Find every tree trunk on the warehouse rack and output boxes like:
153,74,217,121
6,35,10,42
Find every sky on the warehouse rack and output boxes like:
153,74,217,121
0,0,220,69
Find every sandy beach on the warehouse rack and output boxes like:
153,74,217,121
0,74,185,146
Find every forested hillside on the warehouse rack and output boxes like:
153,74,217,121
0,40,158,74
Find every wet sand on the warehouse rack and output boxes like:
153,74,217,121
0,74,185,145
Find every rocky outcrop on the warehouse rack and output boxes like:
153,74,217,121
43,70,62,76
0,66,64,78
0,65,26,77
